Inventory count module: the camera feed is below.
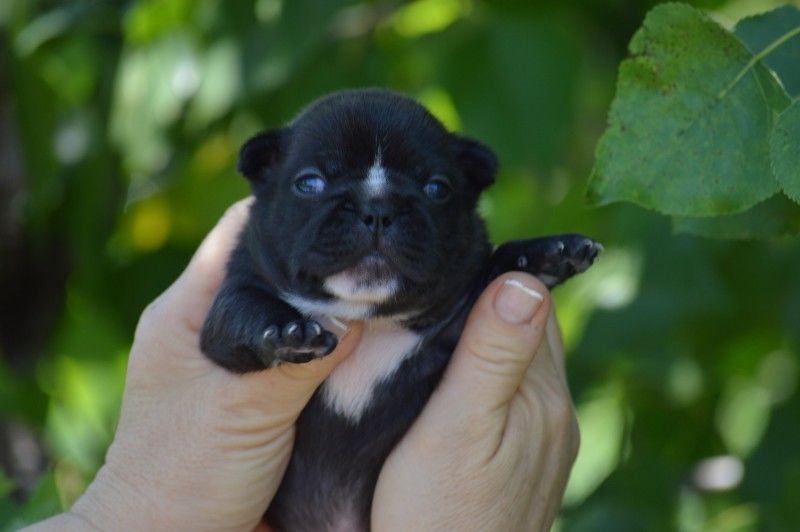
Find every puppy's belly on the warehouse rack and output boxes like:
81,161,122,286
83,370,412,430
322,319,421,421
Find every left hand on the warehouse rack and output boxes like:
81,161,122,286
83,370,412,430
52,199,363,532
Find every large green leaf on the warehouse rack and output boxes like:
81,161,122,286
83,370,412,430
674,193,800,239
734,5,800,97
673,9,800,240
587,3,790,216
771,99,800,204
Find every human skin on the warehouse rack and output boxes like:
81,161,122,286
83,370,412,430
372,279,579,531
24,198,578,532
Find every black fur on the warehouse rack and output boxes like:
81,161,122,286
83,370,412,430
200,89,601,530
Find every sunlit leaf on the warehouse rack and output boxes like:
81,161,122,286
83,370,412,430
388,0,471,38
563,383,625,507
417,86,462,131
716,379,771,457
186,40,241,131
123,0,196,44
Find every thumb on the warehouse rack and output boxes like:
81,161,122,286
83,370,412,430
437,273,551,416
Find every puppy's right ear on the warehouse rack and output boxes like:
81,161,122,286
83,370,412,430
237,128,289,185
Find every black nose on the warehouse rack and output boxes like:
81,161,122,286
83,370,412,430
361,201,393,231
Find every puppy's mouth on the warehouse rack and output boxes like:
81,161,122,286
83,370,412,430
348,252,393,278
323,252,400,304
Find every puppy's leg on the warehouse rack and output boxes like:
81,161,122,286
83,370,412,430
489,234,602,288
200,274,338,373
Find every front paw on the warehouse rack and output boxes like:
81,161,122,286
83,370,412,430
519,235,603,287
259,319,338,367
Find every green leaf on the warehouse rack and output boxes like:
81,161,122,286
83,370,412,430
587,3,790,216
771,99,800,203
673,193,800,239
735,5,800,97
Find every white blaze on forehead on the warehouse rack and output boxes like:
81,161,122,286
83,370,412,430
364,150,388,198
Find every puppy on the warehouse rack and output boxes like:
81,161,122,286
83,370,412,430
200,89,601,531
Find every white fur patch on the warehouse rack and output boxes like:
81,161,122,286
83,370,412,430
322,319,421,421
284,293,376,321
324,271,398,304
364,151,387,197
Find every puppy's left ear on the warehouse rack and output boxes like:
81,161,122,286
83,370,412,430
237,128,290,186
452,135,498,191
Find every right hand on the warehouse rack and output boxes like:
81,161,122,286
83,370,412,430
372,273,579,531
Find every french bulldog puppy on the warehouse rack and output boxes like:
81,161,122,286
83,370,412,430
200,89,601,531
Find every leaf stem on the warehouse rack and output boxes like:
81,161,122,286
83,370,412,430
718,24,800,98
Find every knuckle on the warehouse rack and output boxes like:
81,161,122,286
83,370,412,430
222,199,251,222
543,385,577,434
551,400,580,462
137,295,170,335
550,398,574,428
133,295,179,362
464,331,535,372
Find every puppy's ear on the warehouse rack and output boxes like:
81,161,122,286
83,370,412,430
452,135,498,191
237,128,289,185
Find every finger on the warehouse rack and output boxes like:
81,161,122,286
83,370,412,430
166,198,253,330
522,311,565,386
544,311,566,381
434,273,551,417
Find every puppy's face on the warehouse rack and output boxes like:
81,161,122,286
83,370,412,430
240,90,497,319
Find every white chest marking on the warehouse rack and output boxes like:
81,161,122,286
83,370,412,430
364,151,387,198
284,293,375,321
323,320,421,422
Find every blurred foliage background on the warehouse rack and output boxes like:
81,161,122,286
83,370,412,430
1,0,799,530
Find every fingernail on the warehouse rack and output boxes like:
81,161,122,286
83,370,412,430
329,316,348,332
495,279,544,324
317,316,350,340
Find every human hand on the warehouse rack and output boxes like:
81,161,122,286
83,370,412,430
55,199,363,532
372,273,579,531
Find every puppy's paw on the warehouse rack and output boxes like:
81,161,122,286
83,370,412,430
259,319,338,366
517,235,602,287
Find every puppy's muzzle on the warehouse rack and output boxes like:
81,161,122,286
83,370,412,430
359,199,394,234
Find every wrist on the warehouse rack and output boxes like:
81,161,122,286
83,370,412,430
70,462,167,531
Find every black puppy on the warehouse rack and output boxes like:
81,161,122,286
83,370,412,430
201,89,601,531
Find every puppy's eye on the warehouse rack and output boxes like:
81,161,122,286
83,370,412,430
293,170,327,196
423,176,452,202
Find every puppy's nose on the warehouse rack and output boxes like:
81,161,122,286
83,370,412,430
361,201,393,231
